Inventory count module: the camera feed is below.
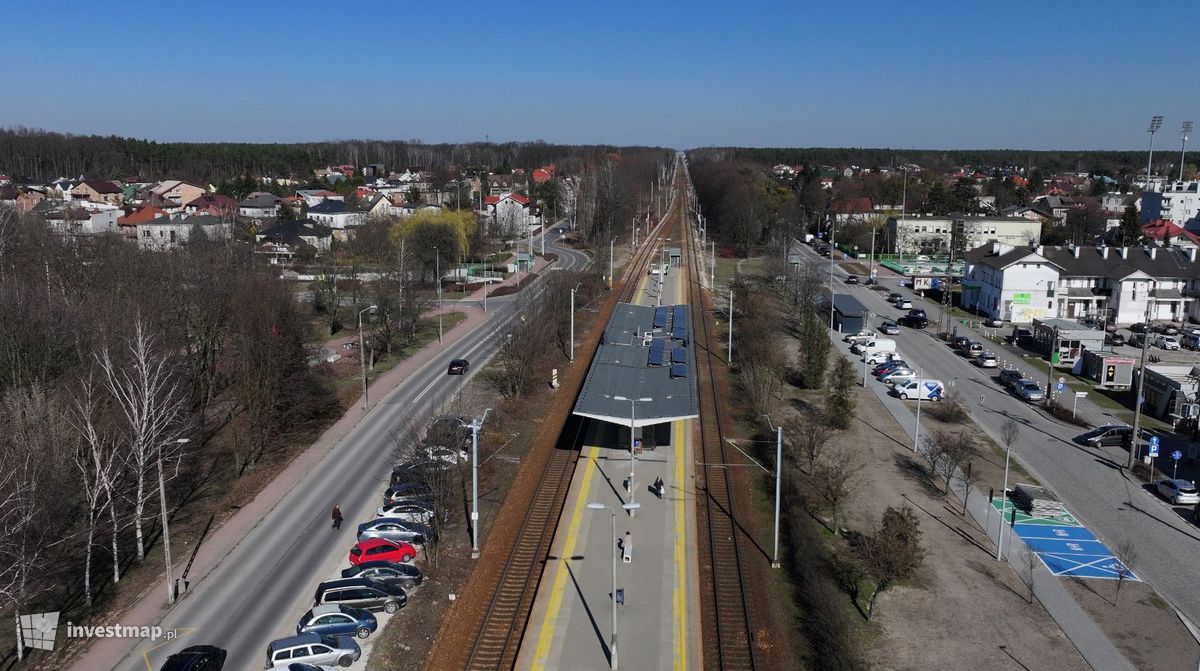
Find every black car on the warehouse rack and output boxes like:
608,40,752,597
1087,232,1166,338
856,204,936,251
1105,333,1126,347
159,645,226,671
898,315,928,329
907,308,927,319
447,358,470,375
341,560,424,589
844,275,859,284
998,368,1024,389
1076,425,1133,448
1129,323,1148,333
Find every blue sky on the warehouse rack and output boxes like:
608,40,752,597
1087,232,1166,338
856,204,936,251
3,0,1196,149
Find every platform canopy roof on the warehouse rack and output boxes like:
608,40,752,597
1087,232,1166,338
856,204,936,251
573,303,699,427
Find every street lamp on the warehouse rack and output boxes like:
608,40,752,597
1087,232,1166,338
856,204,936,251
1181,121,1194,182
761,416,783,568
482,253,497,312
461,409,491,558
570,283,582,362
1128,289,1157,469
612,396,651,517
358,305,378,410
586,501,641,670
160,437,190,604
1146,115,1164,193
609,238,615,288
434,245,441,308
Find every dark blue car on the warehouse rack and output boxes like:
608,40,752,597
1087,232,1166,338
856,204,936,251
296,604,378,640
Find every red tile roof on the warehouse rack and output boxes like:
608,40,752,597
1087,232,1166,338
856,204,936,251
1142,219,1200,245
484,195,500,205
829,197,873,214
118,206,167,226
510,193,530,205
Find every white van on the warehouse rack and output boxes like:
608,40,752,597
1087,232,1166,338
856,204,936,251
893,378,945,401
852,338,896,355
862,346,899,365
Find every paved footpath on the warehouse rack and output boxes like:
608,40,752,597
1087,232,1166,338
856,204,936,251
62,302,495,671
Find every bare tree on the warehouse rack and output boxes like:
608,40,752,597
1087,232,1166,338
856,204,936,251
859,506,924,620
814,444,863,532
69,372,119,608
1020,545,1040,604
391,422,463,569
1002,419,1020,452
956,461,983,517
784,410,829,474
1114,539,1137,605
933,430,978,494
97,319,188,561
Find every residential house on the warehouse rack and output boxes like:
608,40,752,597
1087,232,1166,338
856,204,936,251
362,163,386,179
255,219,333,260
238,193,281,219
396,202,443,218
306,199,363,233
360,193,394,219
1142,220,1200,249
1031,195,1077,225
70,179,124,206
887,214,1040,256
532,165,555,184
487,174,524,195
485,193,531,233
134,214,233,251
1102,192,1134,213
296,189,344,207
43,205,121,237
117,206,169,240
829,197,874,224
184,194,238,217
15,188,45,213
963,241,1200,325
151,180,206,207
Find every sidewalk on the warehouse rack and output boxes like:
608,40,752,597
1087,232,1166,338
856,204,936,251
830,333,1137,671
63,304,491,671
457,255,551,303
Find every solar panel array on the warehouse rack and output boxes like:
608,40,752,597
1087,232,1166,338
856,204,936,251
671,305,689,343
653,306,669,329
670,364,688,378
648,339,666,366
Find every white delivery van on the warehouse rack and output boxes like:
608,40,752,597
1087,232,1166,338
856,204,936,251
851,338,895,355
893,378,945,401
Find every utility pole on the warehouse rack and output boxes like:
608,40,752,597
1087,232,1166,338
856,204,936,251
358,305,378,411
728,289,734,364
1045,326,1060,403
1128,295,1156,468
869,224,877,284
829,217,837,331
160,438,189,604
772,424,782,568
465,409,490,559
710,241,716,289
569,283,581,361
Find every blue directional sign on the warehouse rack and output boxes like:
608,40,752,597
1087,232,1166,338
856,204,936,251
1172,449,1183,461
1148,435,1160,458
1056,382,1065,393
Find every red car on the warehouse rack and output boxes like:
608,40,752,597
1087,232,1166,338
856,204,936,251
349,538,416,566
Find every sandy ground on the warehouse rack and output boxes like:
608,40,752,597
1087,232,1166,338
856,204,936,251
819,383,1090,670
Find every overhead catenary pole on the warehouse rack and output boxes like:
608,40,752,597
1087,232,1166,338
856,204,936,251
569,283,581,361
1127,292,1157,469
465,409,490,559
773,424,782,568
358,305,378,411
728,289,734,364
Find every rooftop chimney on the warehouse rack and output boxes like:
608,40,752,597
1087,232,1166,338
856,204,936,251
1190,248,1198,263
1036,245,1044,256
1073,246,1080,258
1102,246,1110,259
1120,247,1128,259
1149,247,1157,260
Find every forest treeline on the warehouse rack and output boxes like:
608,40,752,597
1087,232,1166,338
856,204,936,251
691,146,1155,178
0,126,671,184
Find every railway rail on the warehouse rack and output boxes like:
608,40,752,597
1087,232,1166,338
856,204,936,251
680,160,759,670
458,167,681,670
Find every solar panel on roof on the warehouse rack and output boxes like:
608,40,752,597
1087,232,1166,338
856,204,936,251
670,364,687,378
648,340,666,366
671,348,686,364
654,307,669,329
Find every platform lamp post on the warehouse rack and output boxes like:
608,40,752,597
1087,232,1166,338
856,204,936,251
587,501,641,670
462,409,491,559
358,305,377,411
613,396,651,517
1181,121,1194,182
160,437,189,604
609,238,615,288
1146,115,1164,193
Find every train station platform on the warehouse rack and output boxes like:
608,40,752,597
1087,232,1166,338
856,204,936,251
516,245,702,671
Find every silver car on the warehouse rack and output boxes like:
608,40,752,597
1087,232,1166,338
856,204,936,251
1015,379,1044,402
265,632,359,669
1156,479,1200,505
375,501,435,523
357,518,430,546
974,352,998,368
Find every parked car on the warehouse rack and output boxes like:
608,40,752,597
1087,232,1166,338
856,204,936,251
159,645,227,671
843,329,877,344
1129,322,1148,333
349,539,416,566
880,368,917,385
879,321,900,335
872,360,907,376
1156,335,1181,350
1155,323,1181,336
908,308,927,319
983,317,1003,328
1014,379,1044,402
375,502,435,523
897,299,913,310
844,275,859,284
265,633,360,669
447,358,470,375
1076,424,1132,448
966,341,984,357
893,378,944,401
1156,479,1200,505
1184,333,1200,350
296,604,378,640
314,577,408,613
888,292,904,303
998,368,1024,389
1105,333,1126,347
974,352,998,368
341,560,424,590
356,519,428,547
952,335,970,350
898,315,928,329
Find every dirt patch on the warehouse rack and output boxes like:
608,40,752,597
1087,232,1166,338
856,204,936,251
1064,575,1197,669
839,261,870,276
488,272,539,297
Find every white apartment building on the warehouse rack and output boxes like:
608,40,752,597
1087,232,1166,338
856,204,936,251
887,214,1040,256
1140,181,1200,231
964,242,1200,325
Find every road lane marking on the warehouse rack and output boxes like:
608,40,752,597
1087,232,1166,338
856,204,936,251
673,418,687,671
411,377,438,404
532,446,600,670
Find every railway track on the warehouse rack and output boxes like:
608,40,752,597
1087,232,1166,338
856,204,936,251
680,160,759,670
460,169,680,670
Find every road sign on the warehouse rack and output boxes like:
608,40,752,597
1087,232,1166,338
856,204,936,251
633,439,642,449
1148,435,1160,458
1056,381,1065,393
1075,391,1088,398
1172,450,1183,461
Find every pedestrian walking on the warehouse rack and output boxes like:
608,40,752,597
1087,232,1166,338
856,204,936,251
331,504,343,530
653,476,664,498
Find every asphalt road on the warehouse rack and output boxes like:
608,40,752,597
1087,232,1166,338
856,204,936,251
116,227,588,670
795,244,1200,630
